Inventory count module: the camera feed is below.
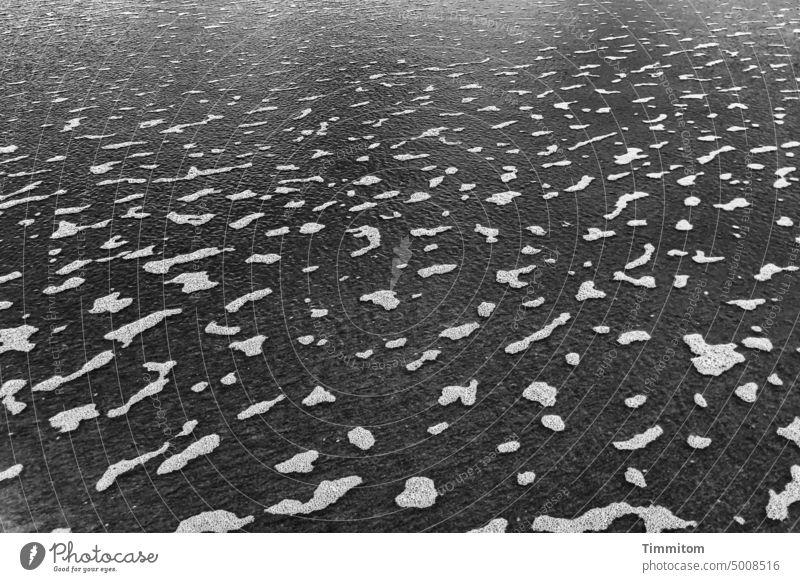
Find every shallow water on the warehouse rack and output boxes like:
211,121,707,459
1,0,800,532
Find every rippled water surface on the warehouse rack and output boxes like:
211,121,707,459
1,0,800,532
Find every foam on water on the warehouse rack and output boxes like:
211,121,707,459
275,450,319,474
613,426,663,450
266,476,362,515
395,477,438,508
176,510,254,533
532,502,696,532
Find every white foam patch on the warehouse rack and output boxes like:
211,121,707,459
395,477,438,508
88,292,132,314
497,440,520,453
418,264,457,278
625,467,647,488
104,309,182,347
266,476,362,515
496,265,536,288
299,222,325,234
43,276,86,295
532,502,696,532
347,225,381,257
229,335,267,356
348,427,375,450
604,191,648,220
143,247,229,275
505,313,571,354
742,337,773,352
406,349,441,371
275,450,319,474
542,415,565,431
49,404,99,432
166,271,218,293
206,322,240,336
683,334,745,376
439,322,479,340
0,325,38,354
583,228,615,241
0,379,26,415
618,330,651,345
565,175,594,192
33,350,115,392
777,418,800,448
225,288,272,313
237,395,285,420
735,382,758,403
766,466,800,521
687,435,712,449
411,226,452,237
624,394,646,409
613,271,656,288
360,290,399,310
439,379,478,406
353,175,381,186
485,190,521,205
175,510,254,533
613,426,663,450
576,280,606,300
96,442,169,491
477,302,496,317
107,361,175,418
755,263,798,281
246,253,281,264
157,434,220,475
614,148,647,165
517,471,536,486
625,243,655,270
303,385,336,406
523,381,557,407
0,463,23,482
475,224,498,243
468,518,508,533
177,420,198,437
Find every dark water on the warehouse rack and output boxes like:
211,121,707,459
1,0,800,532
